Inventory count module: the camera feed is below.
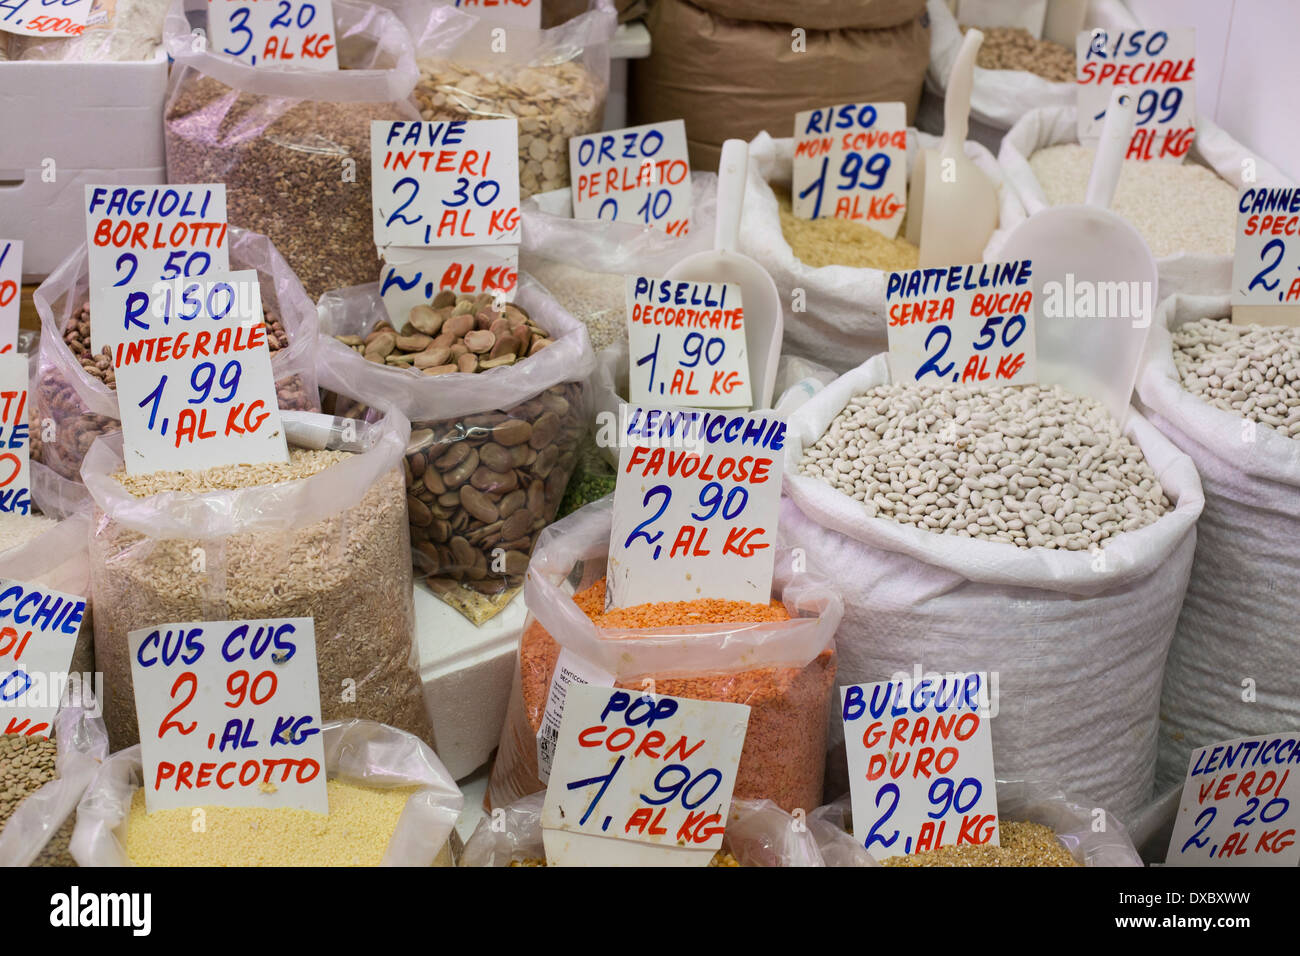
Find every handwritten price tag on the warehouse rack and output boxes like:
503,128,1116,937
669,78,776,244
606,404,783,607
0,354,30,517
542,685,749,866
0,580,85,739
1166,732,1300,867
569,121,692,236
886,260,1037,388
207,0,339,70
453,0,539,28
1231,186,1300,326
791,102,907,238
842,673,999,861
626,277,751,409
379,245,518,326
371,120,521,250
0,0,92,38
129,617,327,813
0,241,20,353
1077,28,1196,161
91,272,288,476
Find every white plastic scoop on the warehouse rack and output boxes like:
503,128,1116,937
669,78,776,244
997,88,1157,424
664,139,783,410
906,28,999,267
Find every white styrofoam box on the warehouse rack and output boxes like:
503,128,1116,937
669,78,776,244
414,583,527,781
0,58,168,280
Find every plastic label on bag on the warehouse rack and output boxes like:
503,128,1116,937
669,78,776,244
371,120,521,250
129,617,328,813
0,353,30,516
625,277,752,408
885,259,1038,389
0,0,92,38
569,121,692,237
606,403,783,607
207,0,340,70
0,241,19,354
542,685,749,866
91,272,290,475
1076,28,1196,161
841,673,1000,861
535,648,614,784
1230,185,1300,326
380,245,518,324
791,103,907,239
0,579,84,739
1166,732,1300,867
453,0,540,29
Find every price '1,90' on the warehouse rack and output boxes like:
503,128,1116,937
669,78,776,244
636,331,741,398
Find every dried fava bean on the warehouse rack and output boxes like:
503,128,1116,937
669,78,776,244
1172,318,1300,439
881,821,1079,867
964,25,1075,82
798,382,1170,551
774,187,919,270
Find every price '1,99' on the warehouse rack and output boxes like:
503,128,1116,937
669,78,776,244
137,360,244,437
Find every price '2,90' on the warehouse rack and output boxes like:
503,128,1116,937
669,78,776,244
623,482,750,560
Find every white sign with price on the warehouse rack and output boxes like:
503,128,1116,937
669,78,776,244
0,240,20,353
92,272,289,475
791,102,907,238
0,0,93,38
542,685,749,866
1231,185,1300,327
1076,28,1196,162
606,404,784,608
453,0,540,28
129,618,328,813
1166,732,1300,867
207,0,340,70
0,580,85,739
0,354,31,517
841,673,999,861
379,246,518,325
569,121,692,237
626,277,751,409
371,120,521,250
885,260,1037,389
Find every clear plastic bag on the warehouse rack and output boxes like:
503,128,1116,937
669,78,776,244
316,275,594,623
161,0,419,299
31,227,321,483
81,409,434,751
485,498,842,814
71,718,462,866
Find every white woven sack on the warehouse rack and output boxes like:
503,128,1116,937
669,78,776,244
782,354,1204,816
1135,294,1300,790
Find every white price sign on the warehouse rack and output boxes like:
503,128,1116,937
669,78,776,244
453,0,540,28
606,404,783,608
207,0,339,70
379,245,518,326
0,353,30,517
0,240,20,353
569,121,692,236
1076,28,1196,161
0,580,85,739
791,102,907,238
842,673,999,861
129,617,328,813
542,685,749,866
371,120,521,250
885,260,1037,389
0,0,92,38
1231,185,1300,325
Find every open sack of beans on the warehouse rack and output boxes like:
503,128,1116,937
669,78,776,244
31,227,320,484
81,409,434,751
71,718,462,866
161,0,418,300
461,792,829,866
1134,295,1300,790
993,106,1294,299
398,0,617,198
0,701,109,867
739,132,1016,373
316,277,593,625
782,355,1205,817
485,498,842,814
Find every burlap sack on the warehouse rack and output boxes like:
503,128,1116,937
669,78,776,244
690,0,924,29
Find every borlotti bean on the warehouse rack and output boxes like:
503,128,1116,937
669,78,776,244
783,354,1203,816
1135,295,1300,790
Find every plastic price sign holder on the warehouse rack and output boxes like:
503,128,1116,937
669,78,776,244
1166,731,1300,867
0,579,85,738
605,403,784,608
542,685,749,867
379,245,519,325
128,617,328,813
996,88,1156,426
1076,27,1195,162
207,0,340,70
0,0,93,38
0,240,20,353
841,673,1000,861
664,139,782,410
791,102,907,239
569,120,692,236
0,353,30,517
906,28,999,269
1231,184,1300,327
